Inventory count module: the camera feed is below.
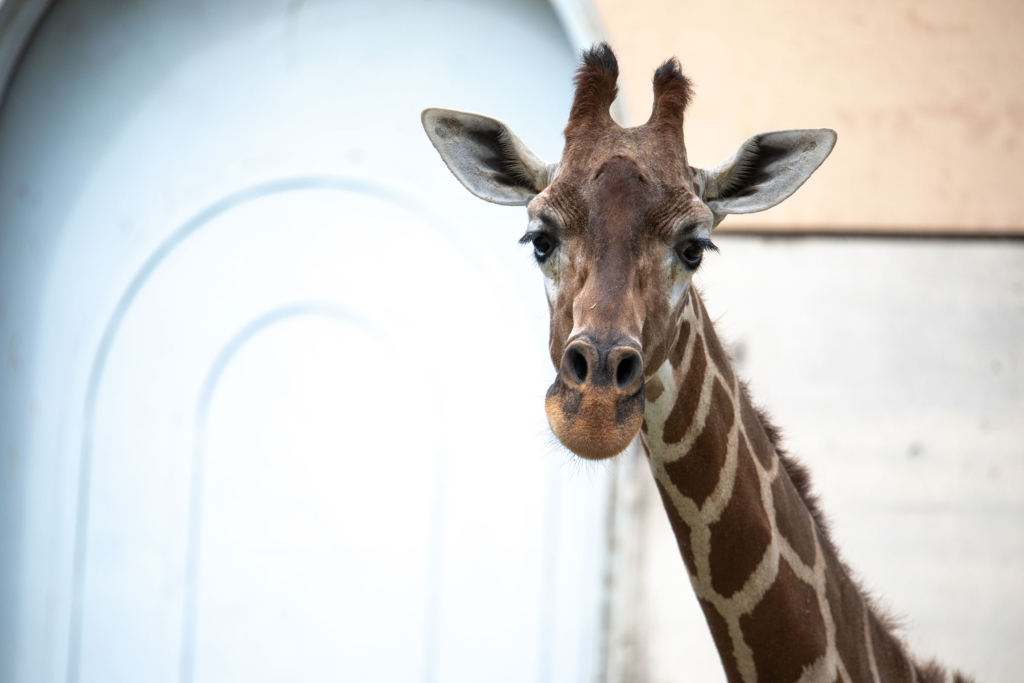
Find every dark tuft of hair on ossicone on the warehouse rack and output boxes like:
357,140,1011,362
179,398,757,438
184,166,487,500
565,42,620,137
649,56,694,131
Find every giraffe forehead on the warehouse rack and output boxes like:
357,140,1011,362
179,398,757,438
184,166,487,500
543,170,705,248
547,128,701,243
564,120,690,178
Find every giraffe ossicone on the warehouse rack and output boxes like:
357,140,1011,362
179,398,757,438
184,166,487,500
423,42,970,683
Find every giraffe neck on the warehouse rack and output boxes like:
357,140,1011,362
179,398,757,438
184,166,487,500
639,286,925,683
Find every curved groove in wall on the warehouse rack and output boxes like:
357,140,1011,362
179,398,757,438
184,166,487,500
0,0,608,119
66,176,459,683
43,2,617,679
0,0,52,110
176,303,447,683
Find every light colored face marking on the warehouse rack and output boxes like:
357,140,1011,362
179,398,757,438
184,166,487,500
524,207,563,308
665,217,713,316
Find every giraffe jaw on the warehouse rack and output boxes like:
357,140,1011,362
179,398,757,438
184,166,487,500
544,376,645,460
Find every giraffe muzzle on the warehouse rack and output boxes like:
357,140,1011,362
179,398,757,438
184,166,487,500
560,340,643,393
545,339,646,460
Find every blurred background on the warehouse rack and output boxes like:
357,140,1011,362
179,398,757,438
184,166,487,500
0,1,1020,683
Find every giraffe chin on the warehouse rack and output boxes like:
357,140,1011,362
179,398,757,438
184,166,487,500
544,380,645,460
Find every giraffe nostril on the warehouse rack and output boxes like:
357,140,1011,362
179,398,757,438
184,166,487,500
566,347,589,384
615,353,640,390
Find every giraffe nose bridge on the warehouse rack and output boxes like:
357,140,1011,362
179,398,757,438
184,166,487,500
571,256,644,346
560,337,644,394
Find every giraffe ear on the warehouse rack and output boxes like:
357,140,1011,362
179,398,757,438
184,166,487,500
699,129,837,217
422,108,556,206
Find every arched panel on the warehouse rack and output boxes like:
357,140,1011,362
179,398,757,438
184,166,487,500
0,2,614,682
191,312,438,683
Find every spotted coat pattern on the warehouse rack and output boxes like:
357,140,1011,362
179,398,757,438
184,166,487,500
640,286,969,683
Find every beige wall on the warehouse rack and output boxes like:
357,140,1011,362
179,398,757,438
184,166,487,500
593,0,1024,233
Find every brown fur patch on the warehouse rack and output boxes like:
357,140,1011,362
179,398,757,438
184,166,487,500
664,377,733,507
645,376,665,402
738,389,775,469
824,566,874,683
698,599,744,683
868,612,915,683
645,339,668,379
669,320,691,369
772,468,818,568
740,558,828,683
655,480,696,575
663,335,706,444
707,439,771,597
738,383,833,540
777,451,831,542
699,298,735,387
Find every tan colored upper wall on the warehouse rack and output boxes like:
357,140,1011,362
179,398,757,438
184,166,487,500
593,0,1024,233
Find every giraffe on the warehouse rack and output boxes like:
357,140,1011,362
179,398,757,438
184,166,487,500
422,44,972,683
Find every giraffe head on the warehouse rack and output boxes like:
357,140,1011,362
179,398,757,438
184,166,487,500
423,44,835,460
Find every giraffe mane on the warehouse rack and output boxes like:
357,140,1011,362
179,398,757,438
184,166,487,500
741,383,888,613
739,391,829,535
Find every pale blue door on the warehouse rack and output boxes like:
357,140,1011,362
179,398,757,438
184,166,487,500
0,1,611,682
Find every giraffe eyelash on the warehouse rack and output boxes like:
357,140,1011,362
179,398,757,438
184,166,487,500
520,230,559,263
694,238,719,253
675,237,718,271
518,230,545,245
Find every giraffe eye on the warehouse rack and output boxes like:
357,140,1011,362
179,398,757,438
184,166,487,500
674,239,718,270
676,242,704,269
532,234,555,262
